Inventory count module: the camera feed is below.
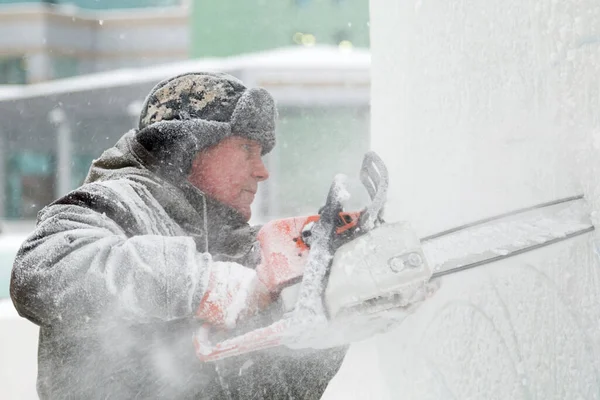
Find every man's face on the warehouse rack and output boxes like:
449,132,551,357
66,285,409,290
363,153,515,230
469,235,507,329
188,136,270,221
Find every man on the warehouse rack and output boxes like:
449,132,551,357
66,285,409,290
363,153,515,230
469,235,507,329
10,72,345,399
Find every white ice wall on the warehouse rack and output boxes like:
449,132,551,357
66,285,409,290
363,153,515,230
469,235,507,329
370,0,600,236
325,235,600,399
323,1,600,398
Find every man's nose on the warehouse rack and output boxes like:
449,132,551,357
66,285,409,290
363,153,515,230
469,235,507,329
252,157,270,182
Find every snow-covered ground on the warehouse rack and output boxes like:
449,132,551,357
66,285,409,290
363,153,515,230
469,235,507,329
0,227,37,398
0,299,39,400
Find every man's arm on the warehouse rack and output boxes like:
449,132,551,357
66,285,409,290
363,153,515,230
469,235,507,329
9,182,260,333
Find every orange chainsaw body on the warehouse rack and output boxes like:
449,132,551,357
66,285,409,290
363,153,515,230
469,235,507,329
255,211,361,293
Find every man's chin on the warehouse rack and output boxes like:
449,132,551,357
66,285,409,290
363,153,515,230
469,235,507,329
240,210,251,222
235,205,252,222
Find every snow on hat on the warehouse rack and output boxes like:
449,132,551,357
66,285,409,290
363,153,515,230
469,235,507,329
135,71,277,176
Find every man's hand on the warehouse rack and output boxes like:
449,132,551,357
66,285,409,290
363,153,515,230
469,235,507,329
196,263,271,330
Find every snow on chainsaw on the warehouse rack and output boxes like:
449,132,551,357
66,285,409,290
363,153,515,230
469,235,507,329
193,152,595,362
193,151,436,361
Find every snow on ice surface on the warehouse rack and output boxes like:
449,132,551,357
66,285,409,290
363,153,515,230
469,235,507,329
324,233,600,399
390,235,600,399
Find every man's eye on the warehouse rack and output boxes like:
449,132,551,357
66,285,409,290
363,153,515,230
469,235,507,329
241,143,262,156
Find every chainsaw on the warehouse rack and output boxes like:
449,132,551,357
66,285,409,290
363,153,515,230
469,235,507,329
194,151,594,361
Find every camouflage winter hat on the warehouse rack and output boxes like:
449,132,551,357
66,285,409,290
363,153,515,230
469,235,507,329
135,72,277,176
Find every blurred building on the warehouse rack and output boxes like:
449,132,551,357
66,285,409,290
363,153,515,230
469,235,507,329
0,0,188,84
0,47,370,221
0,0,189,221
0,0,371,223
191,0,370,57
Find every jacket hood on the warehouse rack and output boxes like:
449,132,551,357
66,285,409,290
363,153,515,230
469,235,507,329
84,130,249,236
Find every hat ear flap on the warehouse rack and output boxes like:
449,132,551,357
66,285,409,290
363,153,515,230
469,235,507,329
230,88,277,134
230,88,277,154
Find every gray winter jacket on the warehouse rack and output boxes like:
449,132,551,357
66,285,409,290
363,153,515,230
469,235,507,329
10,131,345,399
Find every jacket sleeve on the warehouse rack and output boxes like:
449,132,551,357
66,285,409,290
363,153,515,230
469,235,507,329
10,181,215,331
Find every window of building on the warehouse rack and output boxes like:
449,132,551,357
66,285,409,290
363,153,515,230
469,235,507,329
52,56,79,80
6,152,54,220
0,57,27,85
